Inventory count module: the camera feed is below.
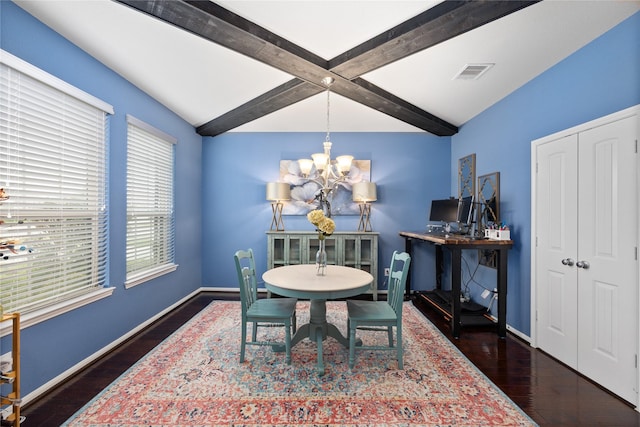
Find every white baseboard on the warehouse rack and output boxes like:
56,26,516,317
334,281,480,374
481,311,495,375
21,288,203,406
200,286,238,292
506,324,531,343
483,313,531,343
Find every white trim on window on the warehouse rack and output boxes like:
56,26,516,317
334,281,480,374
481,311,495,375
125,115,177,287
127,114,177,145
0,49,114,114
124,264,178,289
0,51,112,316
0,286,115,337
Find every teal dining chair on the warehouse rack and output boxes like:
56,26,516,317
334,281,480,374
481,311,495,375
234,248,298,364
346,250,411,370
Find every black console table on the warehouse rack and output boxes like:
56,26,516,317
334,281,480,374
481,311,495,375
399,231,513,338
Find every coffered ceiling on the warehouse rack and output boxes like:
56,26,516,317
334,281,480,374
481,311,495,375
13,0,640,136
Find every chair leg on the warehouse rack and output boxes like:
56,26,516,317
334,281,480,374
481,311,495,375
252,321,258,342
284,319,291,365
240,321,247,363
397,323,403,370
285,319,292,365
387,326,394,347
349,322,357,369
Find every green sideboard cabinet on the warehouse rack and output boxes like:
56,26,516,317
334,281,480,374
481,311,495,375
266,231,379,300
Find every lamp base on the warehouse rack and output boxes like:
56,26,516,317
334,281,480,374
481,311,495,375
270,202,286,231
357,203,373,232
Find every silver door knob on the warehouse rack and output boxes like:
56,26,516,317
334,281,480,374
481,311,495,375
561,258,575,266
576,260,590,269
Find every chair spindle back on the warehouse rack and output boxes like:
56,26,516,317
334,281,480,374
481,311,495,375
387,251,411,314
234,248,258,313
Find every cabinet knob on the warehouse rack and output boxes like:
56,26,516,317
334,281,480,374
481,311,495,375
561,258,575,266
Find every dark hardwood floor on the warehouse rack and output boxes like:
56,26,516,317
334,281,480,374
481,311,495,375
19,292,640,426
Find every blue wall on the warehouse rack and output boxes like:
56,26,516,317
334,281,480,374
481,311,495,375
202,132,450,291
1,2,203,396
451,11,640,333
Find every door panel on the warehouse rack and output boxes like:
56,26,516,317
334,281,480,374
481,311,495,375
536,134,579,368
577,116,638,404
592,280,617,358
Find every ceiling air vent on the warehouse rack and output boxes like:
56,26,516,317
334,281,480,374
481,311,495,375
454,63,494,80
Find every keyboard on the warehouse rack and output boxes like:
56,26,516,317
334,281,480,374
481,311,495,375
425,228,447,235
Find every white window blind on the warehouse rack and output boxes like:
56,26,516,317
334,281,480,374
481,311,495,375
125,115,176,287
0,54,111,315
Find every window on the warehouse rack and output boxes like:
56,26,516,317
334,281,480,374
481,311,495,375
125,115,176,288
0,50,114,318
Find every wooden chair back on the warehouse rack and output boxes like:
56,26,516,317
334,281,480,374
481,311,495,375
234,248,258,315
387,251,411,314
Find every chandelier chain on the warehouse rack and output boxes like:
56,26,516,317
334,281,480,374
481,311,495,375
325,86,331,142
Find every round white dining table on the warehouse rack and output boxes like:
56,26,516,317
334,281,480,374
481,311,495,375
262,264,373,375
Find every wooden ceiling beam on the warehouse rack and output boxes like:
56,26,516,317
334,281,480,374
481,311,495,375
197,79,323,136
115,0,538,137
115,0,460,136
115,1,333,94
329,1,539,78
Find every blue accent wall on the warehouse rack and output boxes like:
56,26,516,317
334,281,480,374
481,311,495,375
202,131,450,292
451,11,640,333
1,2,203,397
1,0,638,401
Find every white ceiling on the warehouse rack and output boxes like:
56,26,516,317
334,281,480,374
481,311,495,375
14,0,640,134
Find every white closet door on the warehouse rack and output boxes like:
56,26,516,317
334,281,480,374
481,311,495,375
535,134,579,369
577,116,638,404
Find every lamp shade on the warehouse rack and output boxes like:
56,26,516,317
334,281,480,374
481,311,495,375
336,155,354,173
312,153,329,171
298,159,314,176
352,182,377,202
266,182,291,201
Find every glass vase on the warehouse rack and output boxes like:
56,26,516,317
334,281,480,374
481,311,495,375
316,238,327,276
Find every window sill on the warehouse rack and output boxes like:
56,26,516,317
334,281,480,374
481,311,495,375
0,286,115,336
125,264,178,289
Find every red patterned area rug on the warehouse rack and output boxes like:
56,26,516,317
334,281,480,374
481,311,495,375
63,301,536,426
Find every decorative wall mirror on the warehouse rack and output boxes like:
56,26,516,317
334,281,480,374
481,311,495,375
477,172,500,268
458,154,476,199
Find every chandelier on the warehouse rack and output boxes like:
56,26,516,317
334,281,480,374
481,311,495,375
297,77,353,218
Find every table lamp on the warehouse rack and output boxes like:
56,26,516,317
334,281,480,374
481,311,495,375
266,182,290,231
352,181,377,232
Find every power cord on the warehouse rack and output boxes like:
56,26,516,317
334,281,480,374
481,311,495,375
460,254,485,301
460,254,498,312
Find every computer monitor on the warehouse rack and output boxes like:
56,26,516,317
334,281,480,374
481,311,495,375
429,198,459,223
457,195,474,226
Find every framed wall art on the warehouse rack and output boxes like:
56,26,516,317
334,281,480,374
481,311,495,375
279,159,371,216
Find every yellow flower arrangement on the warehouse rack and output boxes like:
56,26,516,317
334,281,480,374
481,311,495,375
307,209,335,240
307,209,325,226
318,217,335,235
